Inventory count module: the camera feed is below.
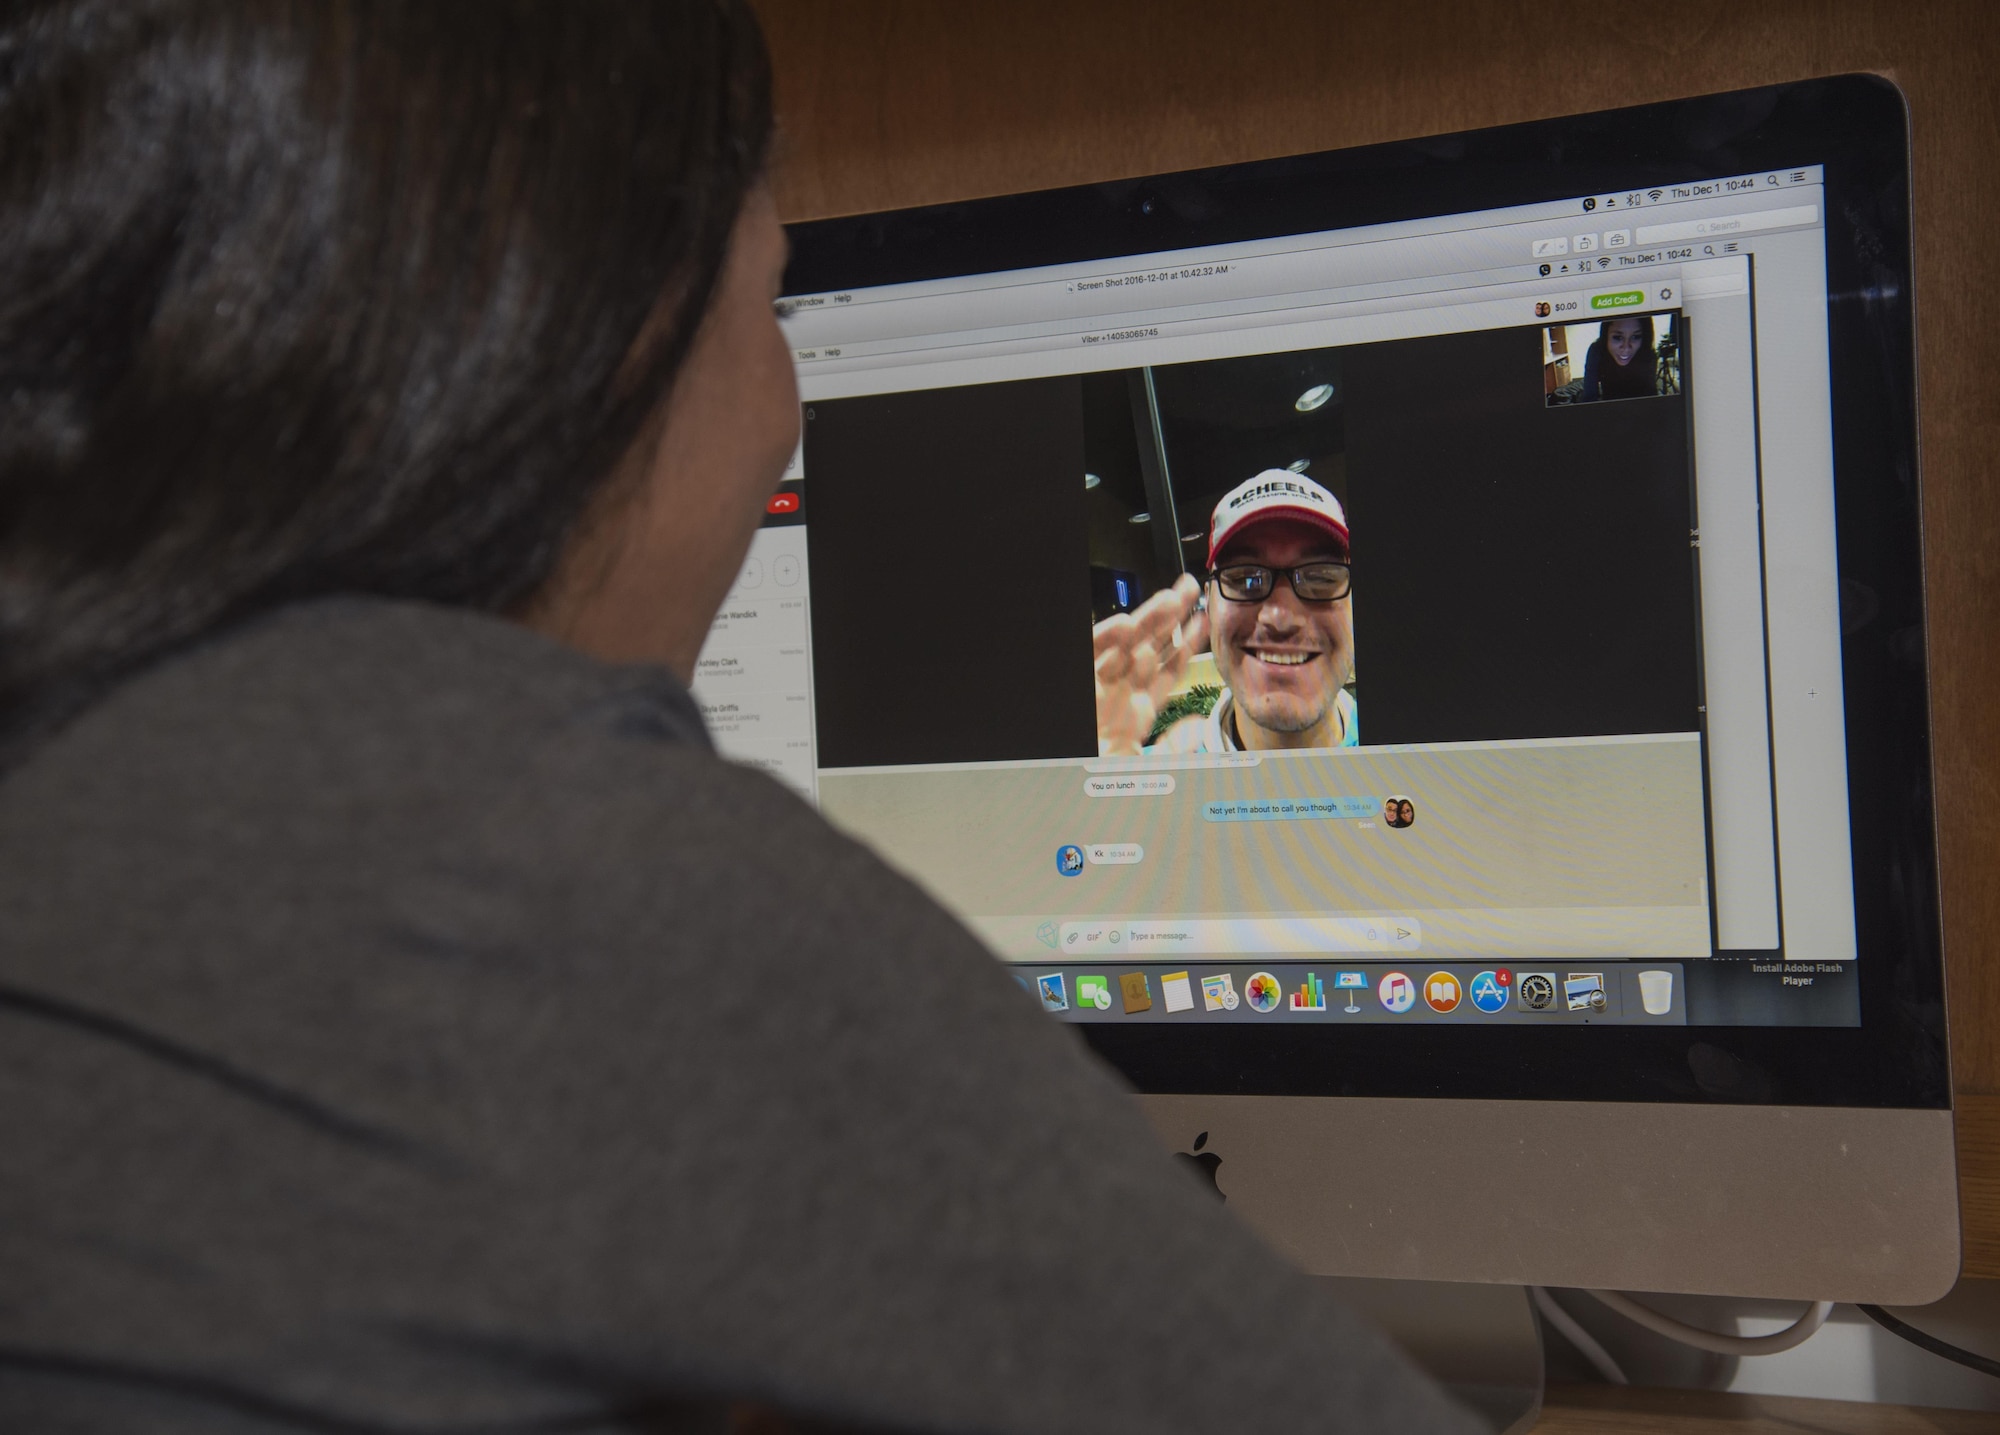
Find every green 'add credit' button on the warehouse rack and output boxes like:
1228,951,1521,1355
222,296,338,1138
1590,290,1646,310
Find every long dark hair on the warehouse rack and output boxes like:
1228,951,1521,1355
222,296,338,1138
1587,316,1659,400
0,0,772,753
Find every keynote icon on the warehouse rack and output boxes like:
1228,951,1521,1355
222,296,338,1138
1335,970,1367,1012
1378,971,1416,1014
1424,971,1462,1014
1245,972,1284,1013
1075,974,1113,1011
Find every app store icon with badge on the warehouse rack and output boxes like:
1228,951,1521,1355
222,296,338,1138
1468,969,1510,1014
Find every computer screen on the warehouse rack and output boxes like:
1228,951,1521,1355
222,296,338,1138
722,79,1945,1120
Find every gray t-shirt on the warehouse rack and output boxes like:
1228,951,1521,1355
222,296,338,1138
0,598,1479,1434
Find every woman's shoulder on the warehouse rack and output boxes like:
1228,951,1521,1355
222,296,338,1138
0,596,812,901
0,593,909,1049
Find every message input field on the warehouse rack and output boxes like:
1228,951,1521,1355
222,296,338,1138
1058,915,1422,955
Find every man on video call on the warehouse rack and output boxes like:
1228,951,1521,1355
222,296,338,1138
1095,470,1357,754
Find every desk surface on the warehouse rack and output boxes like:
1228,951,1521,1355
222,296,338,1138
1538,1385,1996,1433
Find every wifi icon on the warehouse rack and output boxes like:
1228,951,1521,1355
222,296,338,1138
1598,256,1612,269
1648,189,1663,202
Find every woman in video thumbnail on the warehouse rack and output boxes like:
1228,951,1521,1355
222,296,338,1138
1585,315,1662,401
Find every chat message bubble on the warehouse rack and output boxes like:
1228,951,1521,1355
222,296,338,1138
1085,843,1143,865
1201,797,1377,823
1085,774,1176,798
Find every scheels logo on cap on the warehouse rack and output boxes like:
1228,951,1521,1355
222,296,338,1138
1223,478,1334,512
1207,469,1349,569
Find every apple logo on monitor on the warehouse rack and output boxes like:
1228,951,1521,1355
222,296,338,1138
1176,1131,1224,1201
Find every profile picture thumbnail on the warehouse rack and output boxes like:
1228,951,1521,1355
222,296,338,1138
1382,795,1415,829
1544,311,1681,406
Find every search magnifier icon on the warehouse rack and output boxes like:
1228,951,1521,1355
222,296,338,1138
1703,243,1716,256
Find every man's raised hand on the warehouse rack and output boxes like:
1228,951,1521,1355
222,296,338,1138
1092,573,1209,756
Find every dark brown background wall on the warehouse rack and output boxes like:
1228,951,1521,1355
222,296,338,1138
750,0,2000,1275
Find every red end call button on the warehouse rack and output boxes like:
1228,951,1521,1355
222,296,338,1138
766,492,800,515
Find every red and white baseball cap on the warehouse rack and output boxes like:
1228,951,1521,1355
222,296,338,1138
1207,470,1350,569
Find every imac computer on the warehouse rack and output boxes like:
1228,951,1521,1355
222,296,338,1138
732,76,1952,1307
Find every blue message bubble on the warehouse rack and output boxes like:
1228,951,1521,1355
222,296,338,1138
1201,797,1377,823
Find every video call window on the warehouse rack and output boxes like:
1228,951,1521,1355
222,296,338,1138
801,317,1699,769
1083,354,1355,757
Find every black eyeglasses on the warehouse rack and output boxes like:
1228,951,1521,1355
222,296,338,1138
1211,561,1352,603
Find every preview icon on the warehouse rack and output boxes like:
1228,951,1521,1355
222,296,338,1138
1564,973,1608,1012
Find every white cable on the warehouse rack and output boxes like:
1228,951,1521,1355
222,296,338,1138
1530,1286,1629,1385
1586,1289,1835,1355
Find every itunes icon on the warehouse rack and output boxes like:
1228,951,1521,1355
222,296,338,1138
1378,971,1416,1014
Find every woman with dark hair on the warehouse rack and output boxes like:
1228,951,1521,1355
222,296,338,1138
0,4,1473,1433
1581,314,1661,401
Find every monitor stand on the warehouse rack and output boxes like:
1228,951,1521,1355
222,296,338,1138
1319,1276,1543,1434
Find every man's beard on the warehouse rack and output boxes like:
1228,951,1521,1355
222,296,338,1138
1237,691,1330,734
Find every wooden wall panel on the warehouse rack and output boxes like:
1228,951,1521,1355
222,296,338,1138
751,0,2000,1269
